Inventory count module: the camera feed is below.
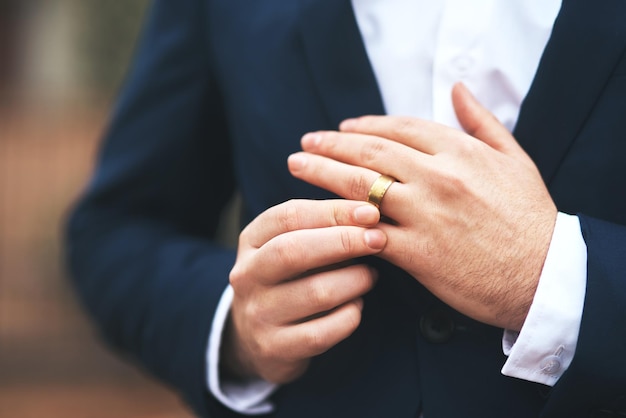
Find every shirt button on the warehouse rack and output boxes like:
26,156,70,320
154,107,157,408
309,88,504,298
452,55,474,77
540,355,562,374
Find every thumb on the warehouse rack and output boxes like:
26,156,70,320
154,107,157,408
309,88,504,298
452,82,527,159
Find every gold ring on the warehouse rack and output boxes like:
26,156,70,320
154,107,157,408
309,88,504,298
367,175,395,209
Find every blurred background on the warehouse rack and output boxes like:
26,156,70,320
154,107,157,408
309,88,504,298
0,1,195,416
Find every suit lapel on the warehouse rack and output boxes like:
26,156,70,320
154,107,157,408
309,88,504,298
298,0,385,129
514,0,626,185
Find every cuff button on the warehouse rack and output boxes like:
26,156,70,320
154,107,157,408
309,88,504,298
540,355,561,374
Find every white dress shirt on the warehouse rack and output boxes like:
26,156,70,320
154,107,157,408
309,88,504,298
207,0,588,414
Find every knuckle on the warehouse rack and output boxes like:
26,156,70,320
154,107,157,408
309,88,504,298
256,334,276,360
247,302,278,339
229,264,248,290
454,137,480,156
359,140,386,165
274,235,301,268
444,173,469,195
244,298,263,322
305,280,331,310
330,203,344,226
320,131,339,152
303,328,326,353
433,166,467,197
348,175,371,200
339,229,356,254
277,201,302,232
392,117,417,137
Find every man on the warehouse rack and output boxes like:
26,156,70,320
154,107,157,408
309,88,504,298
66,0,626,416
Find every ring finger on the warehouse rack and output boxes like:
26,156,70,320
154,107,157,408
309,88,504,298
288,152,406,218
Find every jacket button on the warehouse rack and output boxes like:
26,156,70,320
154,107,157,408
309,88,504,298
419,309,455,343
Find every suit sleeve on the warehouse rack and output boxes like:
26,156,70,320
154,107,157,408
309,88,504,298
64,1,242,416
541,215,626,416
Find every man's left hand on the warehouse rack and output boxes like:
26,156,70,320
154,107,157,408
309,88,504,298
287,83,557,331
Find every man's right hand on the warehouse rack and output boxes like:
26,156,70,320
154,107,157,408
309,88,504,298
222,199,386,384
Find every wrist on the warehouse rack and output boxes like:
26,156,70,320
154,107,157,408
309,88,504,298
220,311,259,381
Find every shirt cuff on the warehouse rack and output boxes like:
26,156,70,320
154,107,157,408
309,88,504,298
207,285,278,415
501,212,587,386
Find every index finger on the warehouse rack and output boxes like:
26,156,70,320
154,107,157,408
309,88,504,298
243,199,381,248
339,115,462,155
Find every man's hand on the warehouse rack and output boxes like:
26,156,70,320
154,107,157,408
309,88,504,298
288,83,557,331
223,199,386,384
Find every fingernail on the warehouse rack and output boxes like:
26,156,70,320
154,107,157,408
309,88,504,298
455,82,476,103
364,229,386,250
287,153,308,171
340,118,357,131
353,204,379,225
301,132,322,148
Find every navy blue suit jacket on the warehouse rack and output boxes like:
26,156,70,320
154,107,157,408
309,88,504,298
66,0,626,416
